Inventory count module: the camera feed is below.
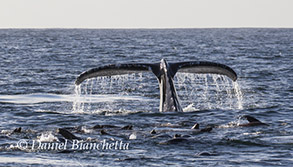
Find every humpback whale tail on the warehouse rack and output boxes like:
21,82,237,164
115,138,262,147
75,59,237,112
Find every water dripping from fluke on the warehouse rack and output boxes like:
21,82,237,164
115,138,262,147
233,81,244,110
72,72,245,114
72,73,155,113
174,73,245,111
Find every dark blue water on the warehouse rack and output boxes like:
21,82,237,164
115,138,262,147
0,29,292,166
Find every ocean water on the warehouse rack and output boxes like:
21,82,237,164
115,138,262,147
0,29,292,166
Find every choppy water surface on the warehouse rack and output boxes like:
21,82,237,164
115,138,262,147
0,29,292,166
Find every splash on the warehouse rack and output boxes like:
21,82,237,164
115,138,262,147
38,132,58,142
218,115,245,128
183,103,199,112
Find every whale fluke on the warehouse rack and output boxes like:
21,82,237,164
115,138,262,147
76,60,237,85
170,61,237,81
75,59,237,112
75,63,159,85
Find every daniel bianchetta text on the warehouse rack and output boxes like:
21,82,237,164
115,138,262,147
17,139,130,151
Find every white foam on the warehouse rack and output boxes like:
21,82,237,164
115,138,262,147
38,132,58,142
81,126,93,134
183,103,199,112
129,133,137,140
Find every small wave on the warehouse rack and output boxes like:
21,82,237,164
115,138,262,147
0,156,85,166
0,93,150,104
72,109,148,116
220,138,268,147
261,136,293,144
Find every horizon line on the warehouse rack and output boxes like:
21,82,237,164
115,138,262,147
0,26,292,30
